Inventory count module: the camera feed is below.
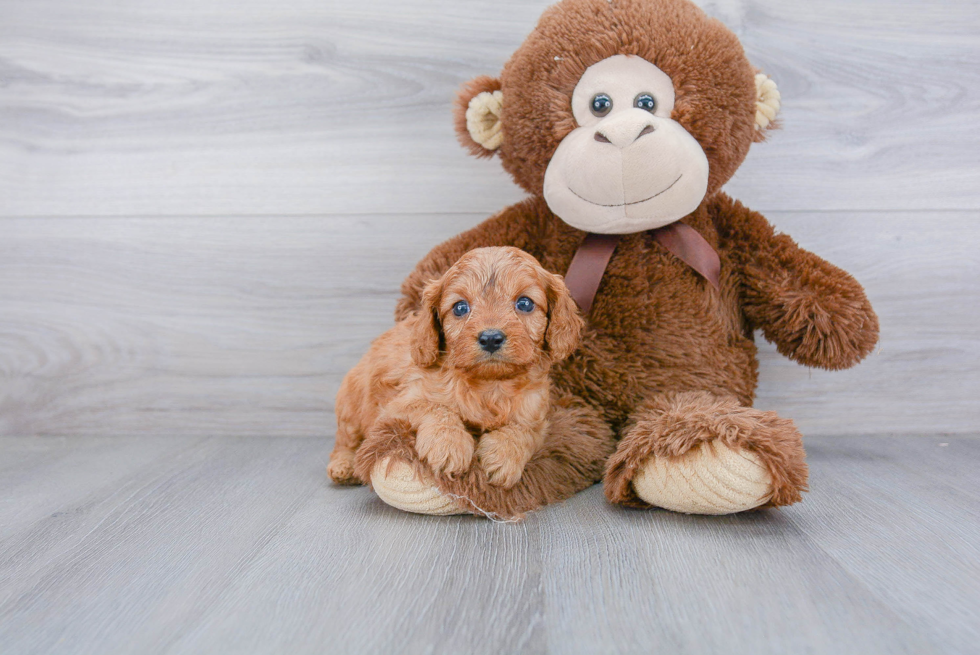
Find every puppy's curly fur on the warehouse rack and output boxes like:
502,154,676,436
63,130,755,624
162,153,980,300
328,247,583,489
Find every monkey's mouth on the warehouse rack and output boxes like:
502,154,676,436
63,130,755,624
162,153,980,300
569,174,683,208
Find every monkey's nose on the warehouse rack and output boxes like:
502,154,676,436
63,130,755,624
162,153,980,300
594,121,656,148
478,330,506,353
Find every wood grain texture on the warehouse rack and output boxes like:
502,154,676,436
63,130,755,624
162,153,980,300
0,0,977,217
0,434,977,654
1,212,977,437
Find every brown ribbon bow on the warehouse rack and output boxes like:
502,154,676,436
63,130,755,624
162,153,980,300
563,222,721,314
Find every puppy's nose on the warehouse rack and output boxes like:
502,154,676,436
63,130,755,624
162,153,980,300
478,329,506,353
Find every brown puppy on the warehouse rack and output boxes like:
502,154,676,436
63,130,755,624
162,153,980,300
328,246,582,489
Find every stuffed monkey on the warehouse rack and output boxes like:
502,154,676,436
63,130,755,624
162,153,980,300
351,0,879,518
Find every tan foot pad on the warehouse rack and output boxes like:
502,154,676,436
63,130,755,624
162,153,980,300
370,458,468,516
632,441,773,515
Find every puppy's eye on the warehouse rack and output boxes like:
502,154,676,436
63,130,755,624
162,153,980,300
515,297,535,313
634,93,656,112
452,300,469,317
590,93,612,117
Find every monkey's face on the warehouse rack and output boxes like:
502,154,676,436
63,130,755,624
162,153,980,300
542,55,710,234
453,0,780,233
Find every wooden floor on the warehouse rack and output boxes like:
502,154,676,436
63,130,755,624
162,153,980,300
0,435,977,654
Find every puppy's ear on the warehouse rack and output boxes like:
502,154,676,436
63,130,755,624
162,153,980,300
411,278,443,367
544,273,584,361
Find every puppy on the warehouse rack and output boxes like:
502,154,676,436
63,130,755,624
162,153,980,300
328,246,583,489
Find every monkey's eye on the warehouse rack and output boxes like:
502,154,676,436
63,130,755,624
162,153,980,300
515,297,535,313
590,93,613,117
634,93,656,112
452,300,470,317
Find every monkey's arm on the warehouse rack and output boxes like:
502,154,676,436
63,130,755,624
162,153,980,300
712,194,879,370
395,199,541,321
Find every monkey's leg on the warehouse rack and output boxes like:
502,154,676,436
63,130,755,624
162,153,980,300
355,394,615,520
604,391,808,514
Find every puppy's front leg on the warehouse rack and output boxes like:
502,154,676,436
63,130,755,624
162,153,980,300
415,406,475,478
477,424,544,489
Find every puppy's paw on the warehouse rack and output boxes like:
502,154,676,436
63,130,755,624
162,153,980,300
416,425,475,478
477,433,529,489
327,450,361,485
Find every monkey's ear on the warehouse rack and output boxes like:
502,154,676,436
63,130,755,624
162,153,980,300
454,76,504,158
544,273,584,362
753,73,781,142
410,278,443,368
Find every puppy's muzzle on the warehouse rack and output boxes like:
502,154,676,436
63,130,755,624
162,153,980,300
478,329,506,354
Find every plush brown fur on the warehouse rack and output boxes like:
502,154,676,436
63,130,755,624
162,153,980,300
330,247,584,490
353,393,615,520
362,0,878,514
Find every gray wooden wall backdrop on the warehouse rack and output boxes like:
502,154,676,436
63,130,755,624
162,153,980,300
1,0,977,438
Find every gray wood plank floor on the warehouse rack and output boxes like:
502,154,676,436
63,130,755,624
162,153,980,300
1,435,977,655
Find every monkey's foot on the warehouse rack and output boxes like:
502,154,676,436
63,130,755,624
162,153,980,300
354,396,616,520
370,458,468,516
632,440,773,514
604,392,808,514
